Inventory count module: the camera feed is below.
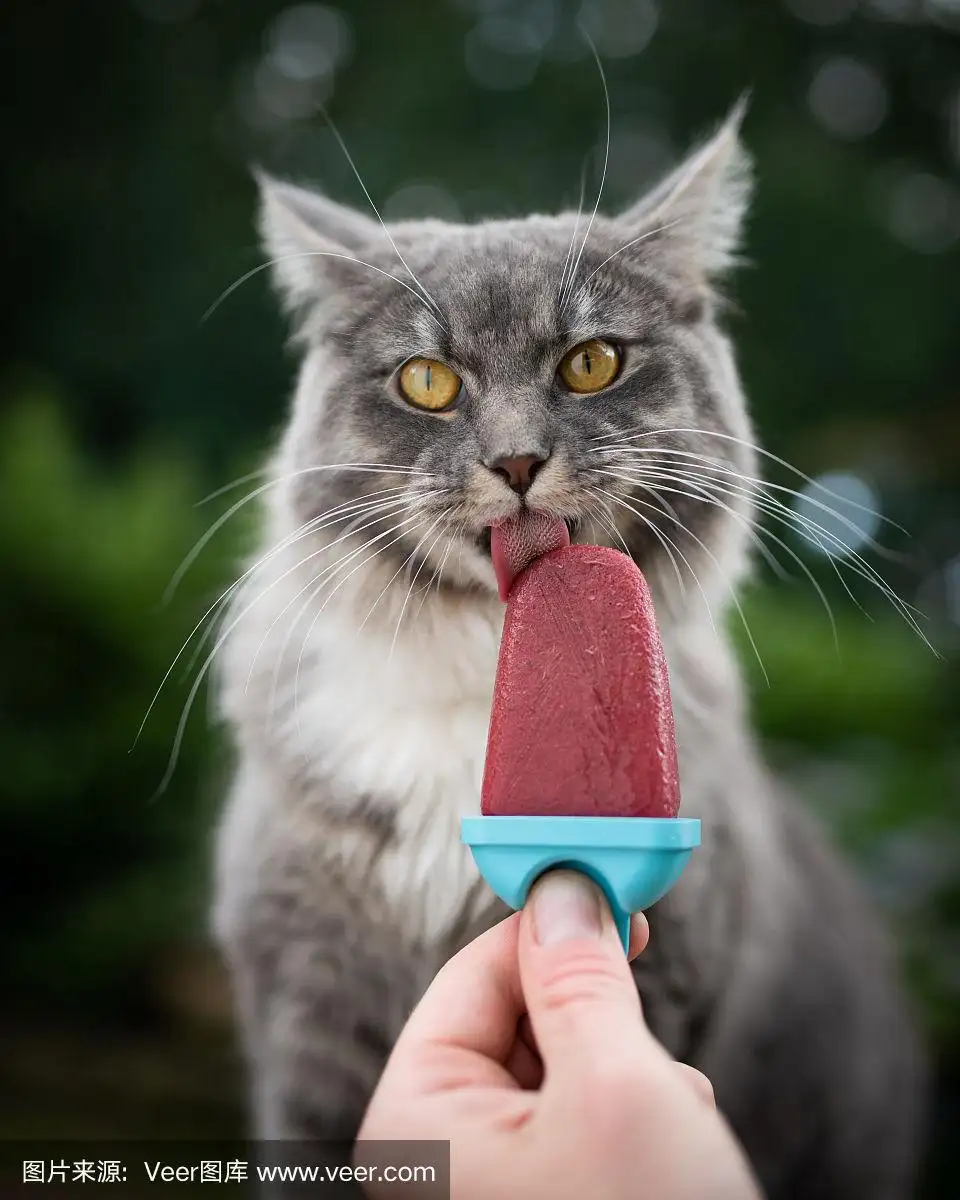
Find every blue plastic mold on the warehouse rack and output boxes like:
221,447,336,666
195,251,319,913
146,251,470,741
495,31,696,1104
461,815,701,951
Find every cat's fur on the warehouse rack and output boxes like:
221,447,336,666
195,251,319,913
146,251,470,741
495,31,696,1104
212,110,925,1198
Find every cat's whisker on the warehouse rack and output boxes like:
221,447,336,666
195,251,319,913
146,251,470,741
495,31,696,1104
599,485,728,640
592,463,772,574
556,162,589,307
596,443,901,554
416,522,462,618
155,503,439,795
617,453,926,626
166,462,435,603
355,505,451,635
134,487,424,753
584,481,687,598
203,250,447,328
196,469,269,506
603,480,766,681
435,526,461,595
581,487,633,559
260,487,449,710
318,105,448,326
594,464,841,652
250,496,443,697
560,30,610,314
572,218,684,301
387,513,452,663
588,429,908,538
600,452,933,651
189,489,424,682
594,442,932,642
292,511,440,735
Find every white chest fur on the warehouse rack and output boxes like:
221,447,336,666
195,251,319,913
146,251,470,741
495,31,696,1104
271,589,506,943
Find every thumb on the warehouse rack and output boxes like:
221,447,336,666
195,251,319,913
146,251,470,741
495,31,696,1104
518,870,648,1078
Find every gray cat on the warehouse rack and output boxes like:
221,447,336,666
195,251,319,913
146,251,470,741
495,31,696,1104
212,108,925,1198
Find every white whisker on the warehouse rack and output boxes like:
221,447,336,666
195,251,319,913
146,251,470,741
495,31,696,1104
318,105,447,325
164,463,432,604
572,219,683,298
556,163,589,306
593,463,841,652
291,510,439,733
588,429,907,538
134,487,423,753
248,495,441,697
388,514,451,662
614,452,925,626
601,478,767,681
585,482,687,600
560,30,610,314
202,251,446,326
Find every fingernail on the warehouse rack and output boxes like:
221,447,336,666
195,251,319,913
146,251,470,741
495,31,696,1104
530,871,603,945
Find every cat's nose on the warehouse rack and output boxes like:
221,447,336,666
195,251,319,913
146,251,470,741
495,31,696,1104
489,453,548,496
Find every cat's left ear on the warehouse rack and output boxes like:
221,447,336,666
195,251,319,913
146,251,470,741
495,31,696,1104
256,171,381,312
617,98,753,302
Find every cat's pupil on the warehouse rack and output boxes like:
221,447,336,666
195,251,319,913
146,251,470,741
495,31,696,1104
425,363,432,391
583,350,592,374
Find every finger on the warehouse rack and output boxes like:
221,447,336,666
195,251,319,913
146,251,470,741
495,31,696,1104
393,912,525,1065
504,1031,543,1090
514,912,644,1064
517,1013,538,1058
674,1062,716,1107
518,870,653,1079
627,911,649,960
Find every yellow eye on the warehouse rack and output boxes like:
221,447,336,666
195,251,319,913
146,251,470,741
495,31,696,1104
558,339,621,394
398,358,461,412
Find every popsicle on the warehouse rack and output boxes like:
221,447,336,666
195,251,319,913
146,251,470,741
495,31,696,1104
461,513,699,949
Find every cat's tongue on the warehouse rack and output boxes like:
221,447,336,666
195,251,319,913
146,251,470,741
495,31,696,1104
490,512,570,602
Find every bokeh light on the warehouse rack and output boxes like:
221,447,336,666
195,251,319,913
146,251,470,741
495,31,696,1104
885,171,960,253
577,0,659,58
793,471,883,558
266,4,353,82
782,0,857,25
463,16,544,90
807,56,889,139
861,0,914,18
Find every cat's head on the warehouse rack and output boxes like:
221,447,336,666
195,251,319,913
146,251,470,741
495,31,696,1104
259,104,758,616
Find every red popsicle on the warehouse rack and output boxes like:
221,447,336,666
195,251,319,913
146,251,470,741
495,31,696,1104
482,514,681,820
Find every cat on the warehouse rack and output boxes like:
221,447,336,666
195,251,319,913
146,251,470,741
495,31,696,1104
211,107,925,1199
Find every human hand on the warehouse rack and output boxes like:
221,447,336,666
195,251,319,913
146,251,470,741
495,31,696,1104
358,870,762,1199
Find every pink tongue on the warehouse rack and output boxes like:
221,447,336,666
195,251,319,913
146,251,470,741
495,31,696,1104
490,513,571,601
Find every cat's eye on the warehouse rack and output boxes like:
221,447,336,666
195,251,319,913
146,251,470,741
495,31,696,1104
558,339,621,394
398,358,462,412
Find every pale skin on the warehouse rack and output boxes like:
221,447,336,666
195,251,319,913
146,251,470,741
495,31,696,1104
359,870,764,1200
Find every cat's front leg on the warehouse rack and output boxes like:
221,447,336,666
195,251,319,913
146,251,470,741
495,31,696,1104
226,856,440,1142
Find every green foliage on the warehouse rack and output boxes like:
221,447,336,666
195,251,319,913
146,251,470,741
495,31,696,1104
0,395,247,1011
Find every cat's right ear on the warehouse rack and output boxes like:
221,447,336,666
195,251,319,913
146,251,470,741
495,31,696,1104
256,171,380,311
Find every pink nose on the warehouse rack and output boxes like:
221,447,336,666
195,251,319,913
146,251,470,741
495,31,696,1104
490,454,547,496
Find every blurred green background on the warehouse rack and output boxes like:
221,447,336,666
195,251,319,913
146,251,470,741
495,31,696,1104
1,0,958,1192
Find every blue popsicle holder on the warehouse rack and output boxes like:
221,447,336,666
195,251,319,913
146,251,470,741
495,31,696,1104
461,815,700,951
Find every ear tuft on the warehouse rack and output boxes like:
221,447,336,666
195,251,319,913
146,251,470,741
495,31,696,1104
620,98,754,288
255,170,378,311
